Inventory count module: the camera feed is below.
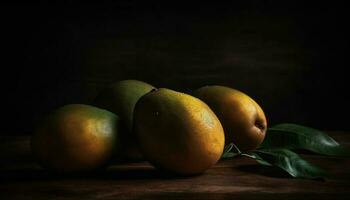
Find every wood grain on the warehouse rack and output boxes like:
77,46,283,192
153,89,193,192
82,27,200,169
0,132,350,200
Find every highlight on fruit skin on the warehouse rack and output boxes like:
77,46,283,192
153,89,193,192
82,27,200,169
133,88,225,175
93,80,155,161
193,85,267,152
31,104,120,173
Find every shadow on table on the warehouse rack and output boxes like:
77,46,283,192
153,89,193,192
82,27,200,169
235,164,291,179
0,164,192,182
134,192,340,200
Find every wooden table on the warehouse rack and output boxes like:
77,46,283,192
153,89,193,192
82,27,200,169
1,132,350,199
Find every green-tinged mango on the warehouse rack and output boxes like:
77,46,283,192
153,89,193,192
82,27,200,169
93,80,155,161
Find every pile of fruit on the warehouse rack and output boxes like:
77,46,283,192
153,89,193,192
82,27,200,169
31,80,267,175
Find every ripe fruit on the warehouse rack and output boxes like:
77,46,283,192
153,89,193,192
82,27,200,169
31,104,120,173
93,80,155,161
134,88,225,175
193,86,267,151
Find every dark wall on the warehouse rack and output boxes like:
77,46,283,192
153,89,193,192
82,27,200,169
2,2,349,135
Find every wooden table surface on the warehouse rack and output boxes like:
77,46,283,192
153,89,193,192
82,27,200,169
1,132,350,200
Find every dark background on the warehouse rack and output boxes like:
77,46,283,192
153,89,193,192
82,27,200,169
1,1,349,135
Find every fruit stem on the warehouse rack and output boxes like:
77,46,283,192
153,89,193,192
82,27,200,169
231,143,242,154
241,153,256,159
231,143,257,159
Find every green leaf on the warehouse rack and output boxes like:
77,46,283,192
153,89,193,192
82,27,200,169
221,152,238,159
259,123,350,157
249,149,328,179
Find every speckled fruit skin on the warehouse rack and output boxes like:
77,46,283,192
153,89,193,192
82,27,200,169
193,86,267,151
134,88,225,175
31,104,120,173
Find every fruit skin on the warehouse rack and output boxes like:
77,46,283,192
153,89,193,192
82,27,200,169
31,104,120,173
134,88,225,175
193,86,267,152
93,80,155,161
